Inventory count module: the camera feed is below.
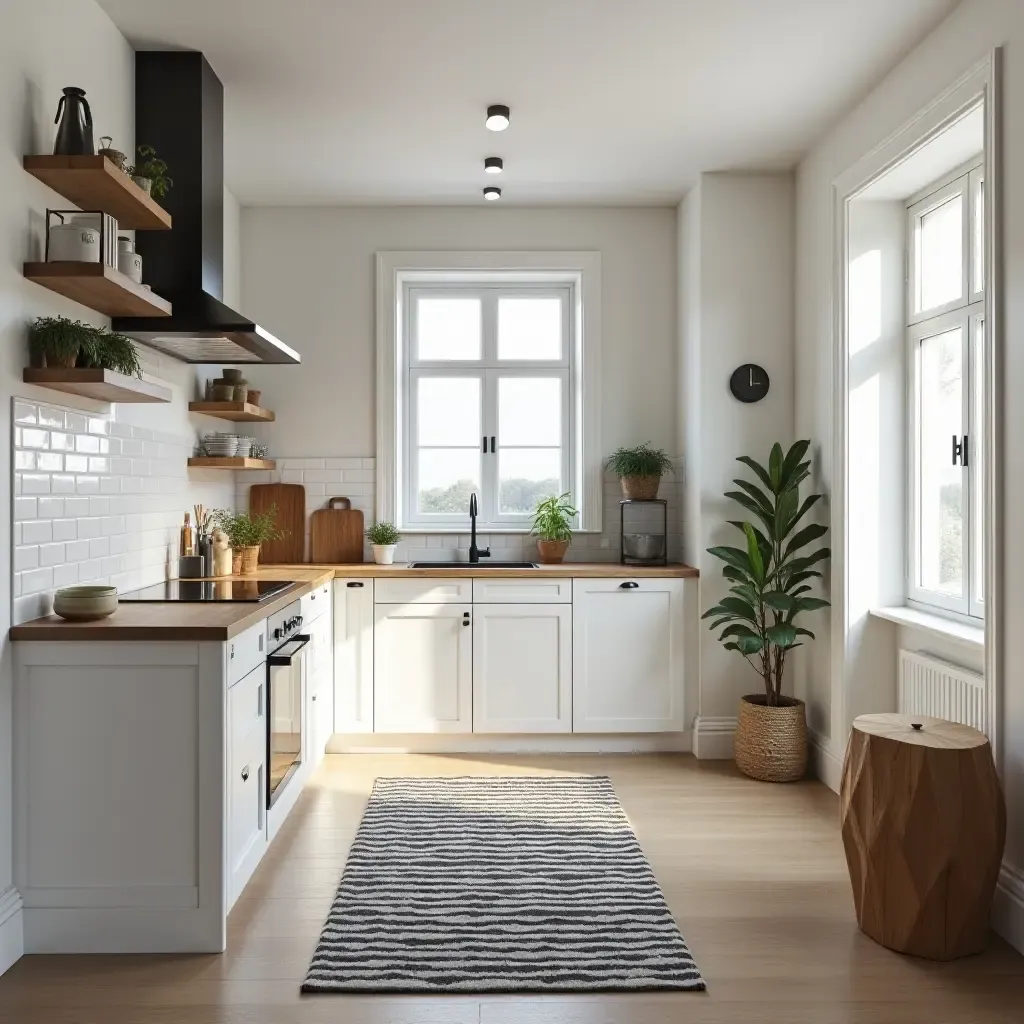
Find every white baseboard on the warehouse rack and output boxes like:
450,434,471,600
0,886,24,977
809,730,844,793
691,716,736,759
993,860,1024,955
327,732,691,755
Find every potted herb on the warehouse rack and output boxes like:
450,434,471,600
702,440,830,782
531,492,578,564
366,521,401,565
129,144,173,199
606,443,674,500
28,316,90,368
83,327,143,378
214,505,286,575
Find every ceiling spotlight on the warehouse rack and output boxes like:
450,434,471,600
485,104,510,131
484,157,503,174
483,186,501,201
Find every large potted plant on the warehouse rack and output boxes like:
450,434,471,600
606,443,674,500
702,440,830,782
28,316,90,368
531,492,577,563
214,505,285,575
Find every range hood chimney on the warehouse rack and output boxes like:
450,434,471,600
112,51,299,365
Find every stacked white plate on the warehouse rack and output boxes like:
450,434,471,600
203,433,239,457
235,436,255,457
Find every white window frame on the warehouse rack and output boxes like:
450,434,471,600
906,159,984,621
375,251,602,533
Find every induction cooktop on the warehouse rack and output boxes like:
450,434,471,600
118,580,295,603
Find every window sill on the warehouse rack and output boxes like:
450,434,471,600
869,606,984,650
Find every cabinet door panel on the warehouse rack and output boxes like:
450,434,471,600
229,731,265,907
473,604,571,733
374,604,472,733
572,579,684,732
333,579,374,733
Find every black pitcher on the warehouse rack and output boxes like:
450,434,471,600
53,87,94,156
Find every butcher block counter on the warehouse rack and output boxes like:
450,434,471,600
9,562,698,641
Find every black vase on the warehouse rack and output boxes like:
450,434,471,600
53,87,94,156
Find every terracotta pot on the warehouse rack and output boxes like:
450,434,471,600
620,474,661,500
246,389,262,407
734,694,808,783
536,538,569,564
238,545,261,575
45,347,79,369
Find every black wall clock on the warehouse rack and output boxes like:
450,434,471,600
729,363,770,403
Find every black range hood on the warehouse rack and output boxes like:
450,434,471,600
113,51,299,365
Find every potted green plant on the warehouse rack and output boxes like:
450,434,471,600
83,327,144,378
129,144,173,199
702,440,830,782
531,492,578,564
28,316,90,368
214,505,286,575
606,443,674,500
366,521,401,565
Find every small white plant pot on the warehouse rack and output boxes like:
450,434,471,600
372,544,397,565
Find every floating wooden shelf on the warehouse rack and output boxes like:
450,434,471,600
24,262,172,318
188,457,277,471
188,401,276,422
24,155,172,230
23,367,172,404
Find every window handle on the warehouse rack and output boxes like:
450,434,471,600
952,434,969,467
490,436,496,453
482,436,487,453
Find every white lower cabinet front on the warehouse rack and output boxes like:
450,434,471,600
228,725,266,907
374,603,473,732
572,578,685,732
472,603,572,733
333,578,374,732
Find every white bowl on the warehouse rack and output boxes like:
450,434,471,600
53,585,118,621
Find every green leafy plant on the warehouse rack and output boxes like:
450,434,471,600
213,505,286,548
702,440,830,706
129,144,173,199
606,443,675,479
531,493,578,542
28,316,90,368
83,328,143,378
366,521,401,546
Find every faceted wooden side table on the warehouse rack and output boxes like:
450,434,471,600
840,713,1005,960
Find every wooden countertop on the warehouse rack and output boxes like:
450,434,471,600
9,562,697,641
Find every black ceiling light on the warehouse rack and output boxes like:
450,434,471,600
485,104,510,131
483,186,501,201
484,157,503,174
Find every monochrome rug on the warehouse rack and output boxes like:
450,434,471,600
301,776,705,993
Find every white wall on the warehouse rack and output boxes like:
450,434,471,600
239,206,678,459
678,172,796,730
0,0,233,972
795,0,1024,946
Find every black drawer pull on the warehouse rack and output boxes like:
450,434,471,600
347,582,364,588
620,581,639,589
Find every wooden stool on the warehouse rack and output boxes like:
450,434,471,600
840,713,1005,960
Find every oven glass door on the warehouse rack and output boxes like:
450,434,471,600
267,635,310,807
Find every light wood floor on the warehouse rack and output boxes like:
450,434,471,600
2,753,1023,1023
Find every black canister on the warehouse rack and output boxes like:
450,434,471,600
53,87,94,155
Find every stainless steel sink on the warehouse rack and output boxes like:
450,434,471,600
408,561,538,569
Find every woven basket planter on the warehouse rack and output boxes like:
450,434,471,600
620,474,661,500
734,694,808,782
237,545,261,575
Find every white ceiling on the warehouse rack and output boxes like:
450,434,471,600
95,0,959,205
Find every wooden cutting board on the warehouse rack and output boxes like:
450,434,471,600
249,483,306,564
310,497,364,564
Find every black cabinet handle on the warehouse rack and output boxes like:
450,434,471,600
620,581,639,589
347,582,364,588
463,612,471,626
241,765,250,782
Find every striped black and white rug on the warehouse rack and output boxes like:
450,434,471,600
302,776,705,993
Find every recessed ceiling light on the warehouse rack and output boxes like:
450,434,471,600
483,186,501,201
484,157,503,174
485,105,510,131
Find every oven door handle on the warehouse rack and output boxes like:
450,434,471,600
267,634,311,665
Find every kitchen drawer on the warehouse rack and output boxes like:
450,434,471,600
228,728,266,906
228,619,266,687
228,662,265,750
472,577,572,604
374,577,473,605
301,580,331,624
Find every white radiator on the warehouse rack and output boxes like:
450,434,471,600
898,649,986,733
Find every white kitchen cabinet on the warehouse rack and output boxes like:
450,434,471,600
227,711,266,907
473,603,572,733
333,578,374,733
572,578,685,732
374,603,472,733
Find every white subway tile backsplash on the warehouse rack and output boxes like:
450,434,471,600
64,454,89,473
21,428,49,449
14,498,36,521
14,547,38,571
39,543,65,567
37,497,64,519
52,519,77,542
